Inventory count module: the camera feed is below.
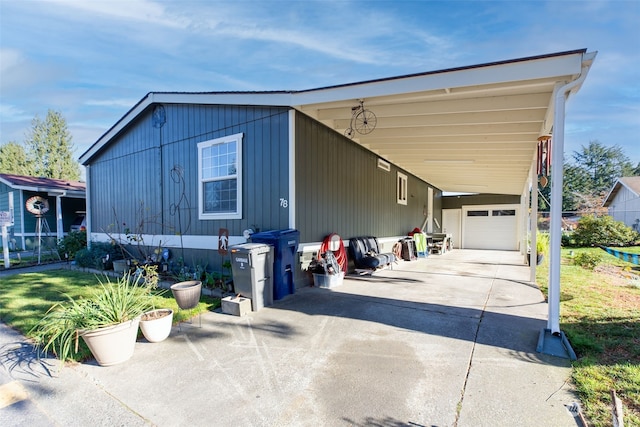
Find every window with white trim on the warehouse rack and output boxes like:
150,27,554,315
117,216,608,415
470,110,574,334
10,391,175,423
397,172,408,205
198,133,243,220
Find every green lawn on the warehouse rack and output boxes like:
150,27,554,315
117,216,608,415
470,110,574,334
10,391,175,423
0,269,220,361
537,247,640,427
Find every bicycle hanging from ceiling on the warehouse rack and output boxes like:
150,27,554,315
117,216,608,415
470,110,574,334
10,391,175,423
344,100,377,139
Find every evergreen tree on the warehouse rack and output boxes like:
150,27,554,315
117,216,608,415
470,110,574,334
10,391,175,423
538,140,636,213
570,140,634,195
0,141,33,175
24,110,81,180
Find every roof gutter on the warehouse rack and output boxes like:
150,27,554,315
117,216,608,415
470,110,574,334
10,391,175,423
547,51,597,335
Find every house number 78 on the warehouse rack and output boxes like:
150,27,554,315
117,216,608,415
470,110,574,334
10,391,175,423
280,198,288,208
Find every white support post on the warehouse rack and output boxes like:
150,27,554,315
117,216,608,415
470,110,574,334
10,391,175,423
530,165,538,283
2,225,9,269
56,194,64,241
547,59,593,333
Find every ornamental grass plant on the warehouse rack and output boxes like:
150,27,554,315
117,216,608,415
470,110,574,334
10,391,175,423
30,271,156,365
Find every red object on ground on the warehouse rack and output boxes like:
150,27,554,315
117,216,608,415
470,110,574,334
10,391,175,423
318,233,348,273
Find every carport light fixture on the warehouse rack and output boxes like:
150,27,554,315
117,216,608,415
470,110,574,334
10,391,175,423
423,159,475,164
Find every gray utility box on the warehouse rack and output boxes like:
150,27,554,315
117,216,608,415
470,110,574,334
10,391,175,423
230,243,274,311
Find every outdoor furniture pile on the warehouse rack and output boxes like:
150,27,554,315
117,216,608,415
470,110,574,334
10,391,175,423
429,233,452,254
348,236,396,274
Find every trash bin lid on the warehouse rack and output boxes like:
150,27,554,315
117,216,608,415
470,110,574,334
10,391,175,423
252,229,299,239
230,243,272,254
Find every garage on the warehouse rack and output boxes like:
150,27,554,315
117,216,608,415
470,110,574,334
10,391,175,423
462,204,520,250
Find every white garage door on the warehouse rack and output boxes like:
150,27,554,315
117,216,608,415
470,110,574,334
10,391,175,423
463,205,518,250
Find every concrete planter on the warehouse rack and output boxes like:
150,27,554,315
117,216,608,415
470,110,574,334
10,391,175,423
140,309,173,343
170,281,202,310
221,296,251,316
80,317,141,367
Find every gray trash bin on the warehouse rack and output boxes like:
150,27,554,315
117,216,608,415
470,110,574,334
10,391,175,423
230,243,274,311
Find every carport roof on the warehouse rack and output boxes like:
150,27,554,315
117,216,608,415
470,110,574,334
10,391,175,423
80,49,596,196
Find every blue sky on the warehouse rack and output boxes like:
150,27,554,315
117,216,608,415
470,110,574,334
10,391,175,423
1,0,639,168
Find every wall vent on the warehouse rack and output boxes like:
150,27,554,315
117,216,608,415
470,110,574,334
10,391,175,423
377,158,390,172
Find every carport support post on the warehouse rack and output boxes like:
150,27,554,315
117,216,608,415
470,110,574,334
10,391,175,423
530,165,538,283
548,68,590,336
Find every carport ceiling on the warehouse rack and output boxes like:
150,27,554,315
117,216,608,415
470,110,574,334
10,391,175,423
292,49,595,195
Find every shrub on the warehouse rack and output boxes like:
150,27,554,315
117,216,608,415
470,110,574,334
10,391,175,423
57,231,87,260
573,252,602,270
74,242,121,270
561,231,577,247
572,215,639,247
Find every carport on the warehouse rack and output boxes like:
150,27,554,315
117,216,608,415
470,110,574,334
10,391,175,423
290,49,597,356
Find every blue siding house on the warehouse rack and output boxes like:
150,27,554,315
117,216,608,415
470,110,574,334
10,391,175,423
0,174,86,251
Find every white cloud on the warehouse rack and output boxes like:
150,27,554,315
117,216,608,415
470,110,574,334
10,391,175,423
50,0,188,28
0,104,30,122
85,99,141,108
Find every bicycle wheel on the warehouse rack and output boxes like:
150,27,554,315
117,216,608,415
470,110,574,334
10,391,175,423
354,109,377,134
344,127,355,139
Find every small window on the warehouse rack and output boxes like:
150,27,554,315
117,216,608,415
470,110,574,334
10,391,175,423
198,133,243,220
397,172,408,205
467,210,489,217
492,209,516,216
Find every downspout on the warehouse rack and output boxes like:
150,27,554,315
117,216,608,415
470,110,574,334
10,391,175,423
547,54,596,334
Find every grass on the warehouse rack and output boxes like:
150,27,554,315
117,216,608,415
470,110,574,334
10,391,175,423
0,269,220,362
536,246,640,427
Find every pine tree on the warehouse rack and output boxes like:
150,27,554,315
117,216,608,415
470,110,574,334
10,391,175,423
0,141,34,175
24,110,81,180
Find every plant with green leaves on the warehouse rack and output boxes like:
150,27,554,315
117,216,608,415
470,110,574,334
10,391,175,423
536,231,550,255
572,215,640,247
30,271,155,365
573,251,603,270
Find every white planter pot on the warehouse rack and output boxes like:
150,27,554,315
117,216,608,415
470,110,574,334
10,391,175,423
140,309,173,343
80,317,140,367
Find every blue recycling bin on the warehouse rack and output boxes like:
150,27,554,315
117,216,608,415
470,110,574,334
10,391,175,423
250,229,299,300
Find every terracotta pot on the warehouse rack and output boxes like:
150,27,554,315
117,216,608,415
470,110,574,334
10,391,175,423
170,280,202,310
140,309,173,343
80,317,140,367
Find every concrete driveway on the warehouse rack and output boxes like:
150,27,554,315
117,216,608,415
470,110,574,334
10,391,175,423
1,250,581,426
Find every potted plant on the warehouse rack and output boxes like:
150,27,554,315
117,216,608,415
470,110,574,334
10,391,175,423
31,271,156,367
528,231,549,265
137,264,173,343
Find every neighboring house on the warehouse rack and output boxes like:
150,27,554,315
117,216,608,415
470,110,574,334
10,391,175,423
79,50,595,289
0,174,86,250
603,176,640,231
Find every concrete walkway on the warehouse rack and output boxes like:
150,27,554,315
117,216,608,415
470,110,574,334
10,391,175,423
0,250,583,426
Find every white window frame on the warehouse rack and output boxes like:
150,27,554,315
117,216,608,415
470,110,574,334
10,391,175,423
397,172,408,205
197,133,243,220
